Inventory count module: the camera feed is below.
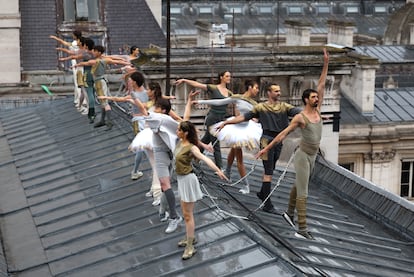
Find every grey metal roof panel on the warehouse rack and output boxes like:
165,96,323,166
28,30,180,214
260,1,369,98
167,2,392,38
354,45,414,63
0,98,413,276
341,87,414,124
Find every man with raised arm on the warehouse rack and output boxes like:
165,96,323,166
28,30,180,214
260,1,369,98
256,48,330,239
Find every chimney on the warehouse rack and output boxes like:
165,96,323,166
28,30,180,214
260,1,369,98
327,20,355,48
285,20,312,46
194,20,227,48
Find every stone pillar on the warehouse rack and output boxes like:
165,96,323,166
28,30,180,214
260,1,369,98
284,20,312,46
0,0,21,83
327,20,355,48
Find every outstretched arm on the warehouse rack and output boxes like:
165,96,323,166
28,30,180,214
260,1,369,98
191,145,228,181
317,48,330,110
103,57,132,67
194,97,234,106
255,114,303,159
183,90,201,121
174,78,208,91
49,35,71,47
216,114,247,132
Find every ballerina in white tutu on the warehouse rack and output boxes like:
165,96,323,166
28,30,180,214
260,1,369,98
193,80,261,194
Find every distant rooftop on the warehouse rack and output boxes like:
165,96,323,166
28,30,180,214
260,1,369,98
165,0,406,40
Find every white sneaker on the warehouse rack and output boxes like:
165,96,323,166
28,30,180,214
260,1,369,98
239,185,250,194
131,171,143,180
145,190,153,197
159,211,169,222
152,197,161,206
165,216,183,233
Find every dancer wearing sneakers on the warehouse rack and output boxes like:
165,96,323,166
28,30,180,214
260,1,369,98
175,120,227,259
256,48,329,239
194,80,260,194
98,71,149,181
217,83,301,214
146,99,183,233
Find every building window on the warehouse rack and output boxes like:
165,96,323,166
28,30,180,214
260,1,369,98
287,6,303,15
339,163,354,172
62,0,100,22
345,6,359,14
400,161,414,198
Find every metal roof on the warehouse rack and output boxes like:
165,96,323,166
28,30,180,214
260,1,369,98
0,97,413,276
340,87,414,124
353,45,414,63
166,1,402,39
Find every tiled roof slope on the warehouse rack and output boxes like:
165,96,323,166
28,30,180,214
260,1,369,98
0,98,413,276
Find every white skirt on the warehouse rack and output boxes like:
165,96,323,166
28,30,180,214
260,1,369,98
129,128,154,152
177,173,204,203
210,117,262,150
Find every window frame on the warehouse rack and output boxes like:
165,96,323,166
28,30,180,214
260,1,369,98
400,160,414,199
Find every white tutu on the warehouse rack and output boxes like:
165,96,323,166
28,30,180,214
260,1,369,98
129,128,154,152
210,117,262,150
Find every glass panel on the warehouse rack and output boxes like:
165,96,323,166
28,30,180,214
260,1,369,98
258,7,272,14
76,0,88,20
170,7,181,14
317,6,330,14
374,6,387,13
401,171,409,183
401,184,409,197
88,0,100,22
199,7,212,14
228,6,243,14
63,0,75,22
288,7,302,14
346,6,359,14
402,161,410,170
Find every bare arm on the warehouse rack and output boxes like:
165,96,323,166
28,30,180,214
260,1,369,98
59,53,84,62
216,114,247,132
195,97,234,106
49,35,72,47
168,110,182,121
317,48,330,110
190,145,228,180
56,47,75,55
174,78,208,90
103,57,132,67
131,98,149,116
73,59,96,68
183,90,201,121
98,95,130,102
255,114,303,159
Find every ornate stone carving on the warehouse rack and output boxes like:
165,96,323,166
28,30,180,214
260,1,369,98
364,150,396,162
